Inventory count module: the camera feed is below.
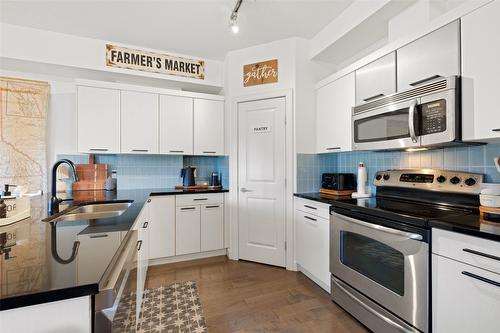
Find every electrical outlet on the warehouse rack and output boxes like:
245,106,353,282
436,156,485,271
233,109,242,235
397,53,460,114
495,157,500,173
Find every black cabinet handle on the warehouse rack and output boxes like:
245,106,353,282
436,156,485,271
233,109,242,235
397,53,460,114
462,248,500,262
90,234,108,239
193,198,208,201
363,93,384,102
492,128,500,132
409,74,441,86
304,216,317,222
205,205,220,209
137,240,143,251
143,221,149,228
169,150,184,153
181,207,196,210
462,271,500,288
304,205,317,210
203,151,217,154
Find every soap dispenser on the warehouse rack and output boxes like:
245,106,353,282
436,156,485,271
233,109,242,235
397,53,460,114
2,184,16,199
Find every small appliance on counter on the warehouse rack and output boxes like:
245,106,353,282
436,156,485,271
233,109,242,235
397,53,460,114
0,184,31,226
180,166,196,187
320,173,356,196
210,172,221,187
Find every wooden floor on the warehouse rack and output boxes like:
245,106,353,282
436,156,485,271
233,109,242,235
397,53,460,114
145,256,369,333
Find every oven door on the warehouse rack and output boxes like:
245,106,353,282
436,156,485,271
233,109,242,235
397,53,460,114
331,211,428,332
352,99,421,151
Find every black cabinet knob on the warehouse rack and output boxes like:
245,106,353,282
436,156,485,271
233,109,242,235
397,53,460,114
450,176,461,185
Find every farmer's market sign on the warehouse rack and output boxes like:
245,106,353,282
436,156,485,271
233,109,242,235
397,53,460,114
106,44,205,79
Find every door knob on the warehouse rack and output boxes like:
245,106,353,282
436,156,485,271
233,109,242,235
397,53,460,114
240,188,253,193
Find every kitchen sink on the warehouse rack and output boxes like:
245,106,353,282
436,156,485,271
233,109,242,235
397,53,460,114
44,201,132,223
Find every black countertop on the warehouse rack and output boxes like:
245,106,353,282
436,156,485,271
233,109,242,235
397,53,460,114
0,188,228,311
294,192,500,242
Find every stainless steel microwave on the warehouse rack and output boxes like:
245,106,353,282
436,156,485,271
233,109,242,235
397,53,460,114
352,76,460,151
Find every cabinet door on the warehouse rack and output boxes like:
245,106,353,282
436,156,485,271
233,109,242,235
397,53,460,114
121,91,158,154
159,95,194,155
77,86,120,153
295,210,330,291
316,72,355,153
355,52,396,105
175,206,201,255
397,20,460,91
149,196,175,259
76,231,121,284
432,254,500,333
194,99,224,155
136,199,150,318
461,1,500,141
201,204,223,252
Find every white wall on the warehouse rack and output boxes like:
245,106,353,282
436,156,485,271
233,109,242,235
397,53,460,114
0,23,224,89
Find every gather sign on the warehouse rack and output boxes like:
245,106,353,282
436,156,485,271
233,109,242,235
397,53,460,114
243,59,278,87
106,44,205,80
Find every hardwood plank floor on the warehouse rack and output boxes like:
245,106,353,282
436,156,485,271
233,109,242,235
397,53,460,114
146,256,369,333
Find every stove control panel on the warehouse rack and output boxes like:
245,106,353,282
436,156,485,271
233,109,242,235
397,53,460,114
374,169,484,194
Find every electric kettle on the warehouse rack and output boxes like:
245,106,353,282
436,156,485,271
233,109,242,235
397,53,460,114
180,166,196,187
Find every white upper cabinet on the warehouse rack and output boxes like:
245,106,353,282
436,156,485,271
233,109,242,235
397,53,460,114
193,99,225,155
159,95,194,155
121,91,159,154
397,20,460,91
461,1,500,141
77,86,120,153
316,72,355,153
355,52,396,105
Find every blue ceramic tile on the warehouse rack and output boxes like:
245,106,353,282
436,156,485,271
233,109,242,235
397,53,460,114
468,147,485,167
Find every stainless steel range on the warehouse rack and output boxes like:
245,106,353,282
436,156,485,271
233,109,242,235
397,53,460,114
329,169,484,333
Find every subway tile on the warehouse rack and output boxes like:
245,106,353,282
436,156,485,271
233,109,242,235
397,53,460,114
468,147,485,167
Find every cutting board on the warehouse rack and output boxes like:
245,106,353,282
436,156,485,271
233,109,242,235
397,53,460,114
319,188,354,196
72,155,108,191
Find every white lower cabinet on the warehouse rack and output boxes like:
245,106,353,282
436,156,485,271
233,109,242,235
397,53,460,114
149,196,175,259
432,229,500,332
176,205,201,255
201,204,224,252
432,254,500,332
295,198,330,292
135,199,150,318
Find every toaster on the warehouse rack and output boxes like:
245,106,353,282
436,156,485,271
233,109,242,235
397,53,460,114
322,173,356,191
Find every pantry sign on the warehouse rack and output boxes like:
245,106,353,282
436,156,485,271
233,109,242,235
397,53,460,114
243,59,278,87
106,44,205,79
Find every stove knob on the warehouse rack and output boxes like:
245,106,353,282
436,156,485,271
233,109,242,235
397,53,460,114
450,176,461,185
383,174,390,181
376,174,382,181
437,175,447,183
465,178,476,186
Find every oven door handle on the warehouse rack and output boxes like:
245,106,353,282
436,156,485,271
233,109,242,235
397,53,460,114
331,277,418,333
334,212,423,241
408,99,419,143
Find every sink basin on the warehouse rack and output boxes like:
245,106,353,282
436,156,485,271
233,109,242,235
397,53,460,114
45,201,132,222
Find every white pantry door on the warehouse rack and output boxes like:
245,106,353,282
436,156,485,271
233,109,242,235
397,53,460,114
238,97,286,267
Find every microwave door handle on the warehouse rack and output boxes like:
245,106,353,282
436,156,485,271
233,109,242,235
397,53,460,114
408,100,419,143
335,212,423,241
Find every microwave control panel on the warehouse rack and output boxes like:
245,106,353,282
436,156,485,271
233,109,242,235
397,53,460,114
420,99,447,135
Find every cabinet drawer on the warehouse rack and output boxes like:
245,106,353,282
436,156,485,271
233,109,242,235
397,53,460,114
295,197,330,219
432,254,500,333
432,228,500,274
176,193,223,206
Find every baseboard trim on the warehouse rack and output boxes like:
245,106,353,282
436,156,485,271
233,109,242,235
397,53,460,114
149,249,228,266
296,263,331,293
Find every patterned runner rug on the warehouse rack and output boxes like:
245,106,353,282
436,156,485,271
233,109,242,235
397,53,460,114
113,281,208,333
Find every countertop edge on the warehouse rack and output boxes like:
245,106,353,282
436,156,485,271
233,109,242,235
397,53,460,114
0,283,98,311
149,189,229,196
429,221,500,242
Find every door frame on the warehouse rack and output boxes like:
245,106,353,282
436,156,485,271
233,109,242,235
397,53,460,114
228,89,295,270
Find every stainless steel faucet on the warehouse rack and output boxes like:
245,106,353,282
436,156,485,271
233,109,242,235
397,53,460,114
49,159,79,215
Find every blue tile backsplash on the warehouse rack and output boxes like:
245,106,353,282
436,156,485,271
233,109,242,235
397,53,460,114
57,154,229,190
297,143,500,193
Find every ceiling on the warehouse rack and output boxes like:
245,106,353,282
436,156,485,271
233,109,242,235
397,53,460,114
0,0,354,60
